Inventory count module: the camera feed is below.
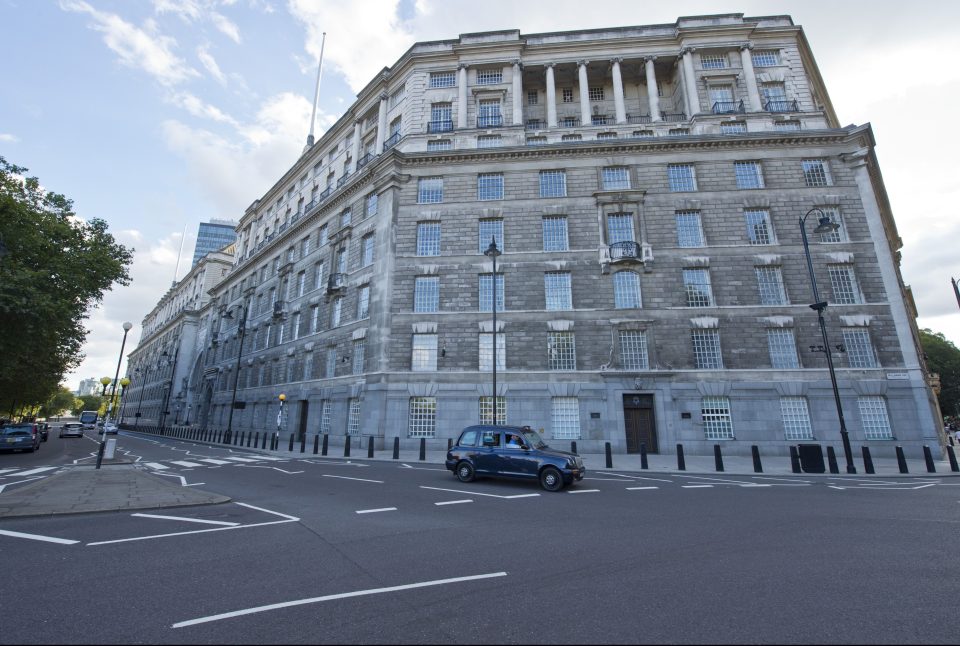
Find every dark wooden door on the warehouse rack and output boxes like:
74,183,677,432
623,395,657,454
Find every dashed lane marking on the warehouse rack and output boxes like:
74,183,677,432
144,462,168,470
626,486,659,491
223,457,261,463
568,489,600,494
0,529,79,545
198,459,232,465
682,485,714,489
170,461,204,468
435,500,473,506
9,466,58,477
420,486,540,500
356,507,397,514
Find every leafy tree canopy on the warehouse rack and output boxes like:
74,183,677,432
919,329,960,418
0,156,133,413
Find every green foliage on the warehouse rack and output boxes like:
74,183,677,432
73,394,103,415
39,386,80,418
0,156,133,411
919,329,960,417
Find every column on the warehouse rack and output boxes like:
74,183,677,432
644,57,661,122
611,57,626,124
457,64,468,129
577,60,591,126
545,64,557,128
349,120,361,173
740,44,763,112
512,60,523,126
375,93,388,153
682,48,699,117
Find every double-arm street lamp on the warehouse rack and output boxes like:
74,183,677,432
222,301,250,444
97,321,132,469
484,237,501,426
158,346,180,436
800,207,856,474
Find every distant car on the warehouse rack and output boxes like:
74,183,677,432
98,422,118,435
445,425,585,491
0,423,41,453
59,423,84,438
39,423,49,442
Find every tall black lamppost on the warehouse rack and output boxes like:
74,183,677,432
97,321,132,469
800,207,856,474
484,237,501,426
222,301,249,444
117,377,131,424
159,346,180,436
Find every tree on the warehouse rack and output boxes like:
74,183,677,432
919,329,960,418
73,394,103,416
39,386,81,418
0,156,133,413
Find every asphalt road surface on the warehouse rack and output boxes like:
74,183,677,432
1,431,958,644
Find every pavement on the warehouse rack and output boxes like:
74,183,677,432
1,429,957,520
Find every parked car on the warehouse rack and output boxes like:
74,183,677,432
39,423,49,442
59,423,84,438
0,423,41,453
445,425,585,491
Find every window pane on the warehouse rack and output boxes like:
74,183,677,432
417,222,441,256
418,177,443,204
745,209,775,244
542,216,569,252
539,170,567,198
607,213,635,244
702,396,733,439
802,159,831,187
412,334,438,371
676,211,705,247
858,396,892,440
843,328,879,368
478,173,504,200
781,397,813,440
551,397,581,439
548,332,576,370
767,329,800,368
828,265,861,304
735,161,764,189
408,397,436,438
479,397,506,424
818,208,846,243
619,331,648,370
478,219,503,253
668,164,696,191
756,266,788,305
544,272,572,310
479,333,506,371
602,167,630,190
683,269,713,307
414,276,439,313
613,271,641,309
429,71,455,88
479,274,505,312
692,329,723,369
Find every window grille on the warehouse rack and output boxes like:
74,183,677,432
701,53,728,69
828,265,862,304
539,170,567,198
745,209,775,245
607,213,635,244
735,161,765,189
773,120,801,131
668,164,697,191
479,333,506,371
756,266,788,305
588,86,605,101
526,136,547,146
752,49,781,67
408,397,437,438
542,216,569,252
632,130,655,138
388,85,405,109
476,68,502,85
548,332,576,370
544,271,572,310
430,102,452,129
668,128,690,136
817,208,845,243
551,397,581,439
478,273,505,312
767,328,800,369
802,159,832,187
858,396,893,439
417,222,441,256
429,71,455,88
843,328,879,368
347,398,361,434
478,219,503,253
761,82,787,104
561,88,574,103
602,166,631,190
476,135,501,149
676,211,705,247
478,173,504,200
320,400,331,434
613,271,641,309
366,193,378,218
618,330,649,370
352,340,365,374
326,348,337,378
720,121,747,134
561,133,582,141
411,334,438,371
417,177,443,204
527,90,538,105
597,132,617,139
414,276,439,313
692,329,723,369
357,285,370,319
781,397,813,440
427,139,452,151
479,397,506,425
683,269,713,307
702,396,733,439
591,116,610,126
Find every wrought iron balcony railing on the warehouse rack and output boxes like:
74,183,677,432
427,119,453,133
383,132,401,150
477,114,503,128
525,119,545,130
712,100,745,114
356,152,374,169
764,99,799,113
661,112,687,122
627,114,652,124
336,171,351,188
609,241,643,262
327,273,346,293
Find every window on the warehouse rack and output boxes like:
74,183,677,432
668,164,697,192
526,136,547,146
607,213,635,244
548,332,576,370
527,90,538,105
802,159,832,187
325,348,337,378
365,193,378,217
544,272,572,310
331,296,342,327
818,208,846,243
561,133,582,141
828,265,862,304
429,71,455,88
408,397,437,438
294,271,306,298
596,131,617,140
479,397,506,425
767,329,800,369
735,161,765,189
478,219,503,253
752,49,781,67
843,328,879,368
313,262,324,293
427,139,452,152
479,333,506,371
613,271,641,309
708,84,735,112
756,266,788,305
310,305,319,334
347,398,361,434
632,130,655,138
418,177,443,204
551,397,581,440
683,269,713,307
478,173,504,200
352,339,365,374
388,85,405,109
417,222,441,256
773,120,801,131
319,224,328,246
701,53,728,69
588,86,605,101
781,397,813,440
561,87,574,103
542,216,569,252
293,312,302,340
858,396,893,439
302,236,311,257
619,330,649,370
336,247,347,274
692,329,723,369
361,234,375,267
676,211,705,247
477,99,502,127
668,128,690,136
414,276,439,313
702,396,733,439
601,166,630,190
340,208,352,228
476,68,502,85
357,284,370,319
477,135,502,148
761,82,787,105
720,121,747,134
745,209,775,245
320,400,331,434
479,273,504,312
539,170,567,198
411,334,438,371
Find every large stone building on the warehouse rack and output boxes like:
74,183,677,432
129,14,944,457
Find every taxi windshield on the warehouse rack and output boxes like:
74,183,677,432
521,429,547,449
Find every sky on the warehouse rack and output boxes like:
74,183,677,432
2,0,959,391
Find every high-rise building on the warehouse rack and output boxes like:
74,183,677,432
192,220,237,267
77,378,99,397
136,14,944,458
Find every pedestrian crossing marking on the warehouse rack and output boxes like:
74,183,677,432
198,459,231,465
144,462,168,470
170,461,204,467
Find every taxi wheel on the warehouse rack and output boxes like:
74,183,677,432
456,461,475,483
540,466,564,492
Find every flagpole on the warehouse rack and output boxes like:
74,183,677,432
306,32,327,149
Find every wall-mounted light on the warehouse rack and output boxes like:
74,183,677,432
440,347,446,358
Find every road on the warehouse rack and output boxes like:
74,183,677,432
1,430,959,644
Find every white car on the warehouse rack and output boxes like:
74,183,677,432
99,422,118,435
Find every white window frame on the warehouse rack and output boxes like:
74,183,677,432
668,164,697,192
539,170,567,198
843,328,879,368
858,396,893,440
767,328,800,369
613,271,642,309
781,396,813,440
542,216,569,252
683,268,714,307
417,222,441,256
548,332,576,370
735,161,765,189
411,333,438,372
408,397,436,438
414,276,440,313
551,397,581,440
676,211,705,247
702,396,734,439
619,330,649,370
756,266,788,305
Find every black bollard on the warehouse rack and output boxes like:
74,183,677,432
322,433,329,456
751,445,763,473
713,444,724,472
300,433,306,454
368,436,374,458
789,446,801,473
313,434,319,455
288,433,294,452
640,442,648,470
895,446,908,474
254,432,259,449
571,441,578,455
676,444,686,471
247,432,252,448
862,446,875,474
392,436,399,460
234,431,239,446
826,447,840,474
344,435,351,457
947,445,959,472
605,442,613,468
923,445,936,473
419,437,426,461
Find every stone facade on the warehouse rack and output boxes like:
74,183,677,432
134,14,944,458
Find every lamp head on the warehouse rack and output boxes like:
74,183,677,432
814,215,840,234
484,237,501,258
120,377,131,387
100,376,112,387
122,321,133,332
278,393,286,402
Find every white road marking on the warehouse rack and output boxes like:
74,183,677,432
153,472,205,487
675,474,754,485
435,499,473,506
234,502,300,521
682,485,713,489
322,475,383,484
420,486,540,499
236,465,304,474
0,468,20,476
0,529,79,545
144,462,168,470
394,465,444,471
171,572,508,629
567,489,600,494
584,477,636,482
611,475,674,483
626,486,659,490
752,476,814,484
132,513,239,526
356,507,397,514
0,476,46,493
223,457,261,462
739,484,772,488
198,459,232,465
400,463,412,468
170,461,204,468
12,466,58,477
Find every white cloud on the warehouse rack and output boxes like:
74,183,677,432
197,44,227,84
0,133,18,143
168,91,240,127
153,0,242,43
61,0,199,87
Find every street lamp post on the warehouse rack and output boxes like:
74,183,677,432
223,302,249,444
276,393,286,448
97,322,132,469
800,207,856,474
159,346,180,437
484,237,501,426
117,377,130,425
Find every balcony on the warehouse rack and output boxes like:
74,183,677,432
559,117,581,128
477,114,503,128
356,152,374,169
427,119,453,133
591,115,611,126
318,186,332,201
609,241,643,263
661,112,687,122
337,171,352,188
327,273,346,294
712,100,745,115
627,115,652,124
383,132,401,150
304,197,318,214
765,99,799,113
525,119,545,130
